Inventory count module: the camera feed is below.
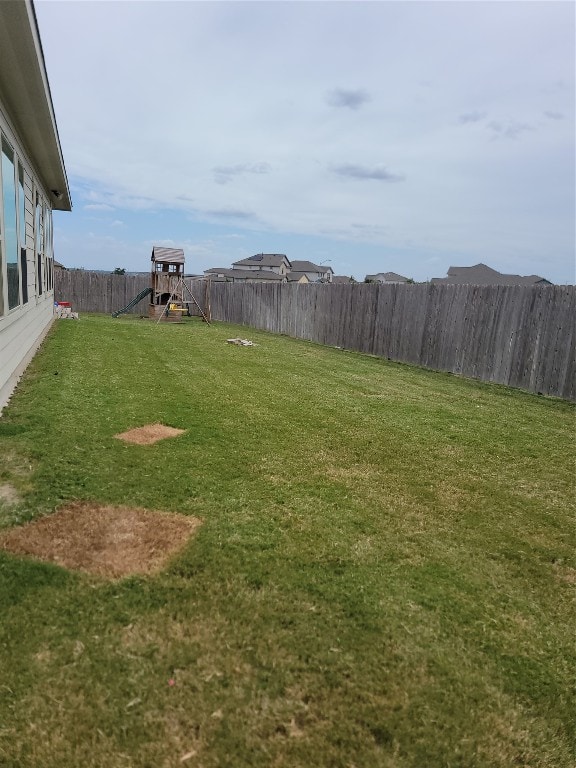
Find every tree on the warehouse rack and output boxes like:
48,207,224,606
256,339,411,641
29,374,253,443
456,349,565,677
113,267,126,275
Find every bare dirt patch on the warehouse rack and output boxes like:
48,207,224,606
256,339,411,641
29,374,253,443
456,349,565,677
0,502,201,578
0,483,21,506
554,564,576,585
2,449,34,476
114,423,186,445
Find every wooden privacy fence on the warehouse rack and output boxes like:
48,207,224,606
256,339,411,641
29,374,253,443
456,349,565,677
54,272,575,400
207,282,575,401
54,271,208,317
55,271,149,315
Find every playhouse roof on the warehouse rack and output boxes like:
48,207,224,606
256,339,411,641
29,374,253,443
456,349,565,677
151,246,185,264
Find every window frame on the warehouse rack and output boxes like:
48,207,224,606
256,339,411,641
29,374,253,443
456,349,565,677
1,133,21,312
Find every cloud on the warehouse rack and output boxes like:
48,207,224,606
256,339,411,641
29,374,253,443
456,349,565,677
111,220,124,227
84,203,114,211
203,207,255,220
213,162,271,185
459,113,538,140
351,223,386,230
326,88,371,110
35,0,575,284
459,111,487,124
350,223,389,239
80,188,157,212
544,110,564,120
486,119,534,139
331,164,405,182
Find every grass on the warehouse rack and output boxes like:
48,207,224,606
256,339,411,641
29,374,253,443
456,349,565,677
0,313,574,768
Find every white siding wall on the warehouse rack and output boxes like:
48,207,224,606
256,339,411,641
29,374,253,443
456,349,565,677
0,301,54,408
0,100,56,412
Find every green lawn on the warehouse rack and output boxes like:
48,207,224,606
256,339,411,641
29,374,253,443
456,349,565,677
0,313,574,768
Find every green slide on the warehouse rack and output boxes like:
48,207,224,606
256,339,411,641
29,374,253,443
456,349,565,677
111,287,153,318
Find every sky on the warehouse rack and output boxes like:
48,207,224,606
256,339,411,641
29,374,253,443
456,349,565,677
35,0,575,283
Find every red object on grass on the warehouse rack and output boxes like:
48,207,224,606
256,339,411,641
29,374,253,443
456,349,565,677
58,301,72,308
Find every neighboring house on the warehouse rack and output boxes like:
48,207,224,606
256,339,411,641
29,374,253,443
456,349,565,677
0,0,71,411
286,272,310,284
205,267,285,283
232,253,292,276
290,260,333,283
332,275,356,284
431,263,552,286
204,268,234,282
206,256,335,284
238,270,285,283
365,272,408,283
53,260,66,271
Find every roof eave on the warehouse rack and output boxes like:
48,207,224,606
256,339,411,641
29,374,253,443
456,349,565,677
0,0,71,211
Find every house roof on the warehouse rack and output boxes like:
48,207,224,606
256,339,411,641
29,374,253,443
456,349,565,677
232,253,291,268
151,246,185,264
332,275,355,283
233,269,285,281
205,267,284,281
290,260,334,274
365,272,408,282
431,263,551,285
0,0,71,211
286,272,310,283
448,263,497,278
204,268,236,279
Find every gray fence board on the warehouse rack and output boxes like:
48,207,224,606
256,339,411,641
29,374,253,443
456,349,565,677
55,271,150,315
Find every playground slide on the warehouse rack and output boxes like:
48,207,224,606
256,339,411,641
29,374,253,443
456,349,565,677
111,287,153,318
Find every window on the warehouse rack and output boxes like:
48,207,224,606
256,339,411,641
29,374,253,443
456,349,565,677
0,160,3,317
35,192,43,295
18,163,27,304
44,201,53,291
0,138,54,310
1,136,20,310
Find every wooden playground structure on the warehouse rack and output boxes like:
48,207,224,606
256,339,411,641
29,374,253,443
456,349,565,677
111,247,210,322
149,246,210,323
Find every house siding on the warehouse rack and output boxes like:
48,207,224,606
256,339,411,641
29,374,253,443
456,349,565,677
301,271,328,282
0,299,53,409
0,89,56,412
